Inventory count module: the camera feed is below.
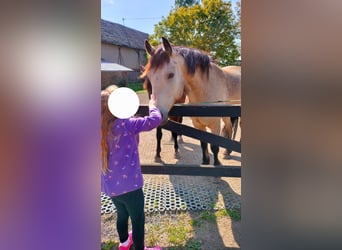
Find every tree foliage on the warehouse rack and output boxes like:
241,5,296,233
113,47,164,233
150,0,240,66
175,0,200,8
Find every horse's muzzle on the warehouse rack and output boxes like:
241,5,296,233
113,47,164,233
159,108,169,126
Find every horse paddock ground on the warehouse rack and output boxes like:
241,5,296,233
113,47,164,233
101,92,241,249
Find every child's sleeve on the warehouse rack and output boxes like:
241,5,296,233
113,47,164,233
128,107,163,133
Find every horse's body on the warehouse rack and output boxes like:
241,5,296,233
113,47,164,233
141,37,241,165
220,65,241,143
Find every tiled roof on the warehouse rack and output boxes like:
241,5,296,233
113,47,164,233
101,19,149,50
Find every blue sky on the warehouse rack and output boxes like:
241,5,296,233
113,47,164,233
101,0,239,35
101,0,175,34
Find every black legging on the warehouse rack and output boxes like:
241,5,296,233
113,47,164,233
111,188,145,250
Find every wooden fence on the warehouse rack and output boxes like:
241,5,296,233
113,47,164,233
137,103,241,177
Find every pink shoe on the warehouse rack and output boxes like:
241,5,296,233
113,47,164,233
119,231,133,250
144,246,162,250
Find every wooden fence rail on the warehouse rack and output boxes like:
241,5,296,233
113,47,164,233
141,163,241,177
137,103,241,117
137,104,241,177
162,120,241,153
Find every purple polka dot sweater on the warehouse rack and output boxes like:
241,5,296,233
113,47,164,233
101,107,162,197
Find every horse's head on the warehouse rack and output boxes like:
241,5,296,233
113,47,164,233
141,37,186,124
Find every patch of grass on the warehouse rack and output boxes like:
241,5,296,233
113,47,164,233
128,82,145,92
215,208,229,217
146,223,162,246
208,203,217,209
192,208,241,227
227,209,241,221
185,238,202,250
190,217,202,227
215,208,241,221
101,241,117,250
168,223,190,246
166,213,193,247
200,210,217,223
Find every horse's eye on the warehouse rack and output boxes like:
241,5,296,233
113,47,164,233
167,73,174,79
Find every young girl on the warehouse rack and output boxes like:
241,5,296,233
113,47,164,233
101,86,162,250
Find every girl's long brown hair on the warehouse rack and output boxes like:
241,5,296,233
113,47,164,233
101,85,118,174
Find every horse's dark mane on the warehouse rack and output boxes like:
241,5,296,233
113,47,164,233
148,46,171,72
174,46,211,76
148,45,211,77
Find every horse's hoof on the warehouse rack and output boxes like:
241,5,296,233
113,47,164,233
223,154,232,160
224,149,232,155
223,150,232,159
214,160,222,166
154,155,162,163
202,159,210,165
174,152,180,159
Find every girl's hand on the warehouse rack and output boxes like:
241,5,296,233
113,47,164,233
149,94,157,109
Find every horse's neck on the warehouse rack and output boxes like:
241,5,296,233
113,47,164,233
185,64,228,103
184,78,207,103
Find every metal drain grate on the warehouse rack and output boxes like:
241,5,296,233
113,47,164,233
101,176,240,215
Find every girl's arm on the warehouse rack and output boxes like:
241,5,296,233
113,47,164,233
128,94,163,133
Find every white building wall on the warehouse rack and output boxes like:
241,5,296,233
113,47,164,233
101,43,147,71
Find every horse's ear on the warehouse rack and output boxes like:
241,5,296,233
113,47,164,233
162,37,172,56
145,40,155,56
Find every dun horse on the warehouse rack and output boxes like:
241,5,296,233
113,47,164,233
141,37,241,165
143,77,186,159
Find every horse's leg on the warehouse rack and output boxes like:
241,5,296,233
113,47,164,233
200,141,210,165
156,127,162,158
171,131,179,157
178,116,184,143
210,144,221,165
239,118,242,142
208,119,222,165
231,116,239,141
170,116,182,156
192,119,210,164
221,117,233,159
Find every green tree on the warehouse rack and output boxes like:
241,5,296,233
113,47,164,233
175,0,200,8
151,0,240,66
